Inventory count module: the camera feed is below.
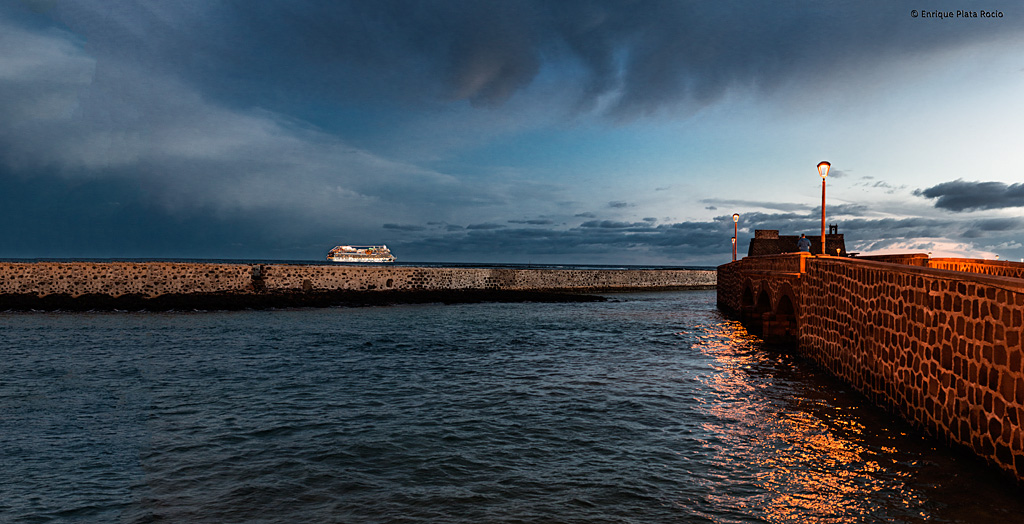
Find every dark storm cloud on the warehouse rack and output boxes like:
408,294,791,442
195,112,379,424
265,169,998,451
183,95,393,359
385,205,1024,264
394,218,727,264
508,218,555,225
722,208,970,251
25,0,1020,120
3,1,1023,262
738,209,957,234
580,220,652,230
383,223,428,232
971,217,1024,231
960,218,1024,239
914,180,1024,212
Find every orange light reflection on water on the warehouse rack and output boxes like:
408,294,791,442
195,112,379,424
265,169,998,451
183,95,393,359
689,319,924,523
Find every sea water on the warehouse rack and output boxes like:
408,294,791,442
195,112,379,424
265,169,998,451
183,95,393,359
2,290,1023,523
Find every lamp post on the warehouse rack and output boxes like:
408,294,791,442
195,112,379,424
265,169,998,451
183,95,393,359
732,213,739,262
817,161,830,255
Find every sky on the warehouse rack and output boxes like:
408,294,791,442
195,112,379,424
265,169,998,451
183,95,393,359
2,0,1024,266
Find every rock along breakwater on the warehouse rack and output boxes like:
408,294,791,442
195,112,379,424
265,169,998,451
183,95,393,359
0,262,716,310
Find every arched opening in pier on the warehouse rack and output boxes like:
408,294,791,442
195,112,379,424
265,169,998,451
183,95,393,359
776,294,795,318
751,289,772,336
741,284,754,309
758,281,799,345
755,290,772,316
739,283,755,322
770,293,798,345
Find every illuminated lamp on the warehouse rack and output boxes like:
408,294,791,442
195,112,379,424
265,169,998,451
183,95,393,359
732,213,739,262
817,161,830,255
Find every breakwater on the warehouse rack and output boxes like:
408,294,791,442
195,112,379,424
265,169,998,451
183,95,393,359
0,262,715,310
718,253,1024,481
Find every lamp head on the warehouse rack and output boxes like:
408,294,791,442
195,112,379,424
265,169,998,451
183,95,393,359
817,161,831,179
732,213,739,223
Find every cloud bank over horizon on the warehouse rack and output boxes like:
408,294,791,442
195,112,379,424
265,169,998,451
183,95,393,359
2,1,1024,264
915,180,1024,212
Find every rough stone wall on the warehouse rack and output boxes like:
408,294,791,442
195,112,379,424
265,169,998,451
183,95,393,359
716,262,744,312
0,262,252,297
0,262,715,298
798,257,1024,479
262,265,716,293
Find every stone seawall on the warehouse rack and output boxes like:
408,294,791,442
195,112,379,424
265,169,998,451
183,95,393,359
0,262,715,309
1,262,254,297
800,258,1024,479
259,265,715,293
719,254,1024,480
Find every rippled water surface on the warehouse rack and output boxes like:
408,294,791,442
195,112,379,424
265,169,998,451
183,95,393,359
3,290,1023,523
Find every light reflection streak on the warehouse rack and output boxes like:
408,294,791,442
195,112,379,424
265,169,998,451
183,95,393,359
686,319,926,523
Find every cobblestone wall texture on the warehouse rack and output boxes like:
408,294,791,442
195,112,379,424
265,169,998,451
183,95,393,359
720,255,1024,479
261,265,714,292
716,261,744,312
0,262,715,298
799,258,1024,479
0,262,253,297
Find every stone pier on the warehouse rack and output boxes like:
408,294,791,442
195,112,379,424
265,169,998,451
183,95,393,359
718,253,1024,481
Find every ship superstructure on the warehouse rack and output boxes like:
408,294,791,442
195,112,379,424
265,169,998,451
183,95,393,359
326,245,396,263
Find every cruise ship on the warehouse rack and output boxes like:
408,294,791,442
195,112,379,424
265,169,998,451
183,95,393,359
326,245,396,263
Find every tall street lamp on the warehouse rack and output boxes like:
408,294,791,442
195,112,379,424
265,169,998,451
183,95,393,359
817,161,831,255
732,213,739,262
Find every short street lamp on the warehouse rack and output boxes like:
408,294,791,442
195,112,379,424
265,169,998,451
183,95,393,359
817,161,831,255
732,213,739,262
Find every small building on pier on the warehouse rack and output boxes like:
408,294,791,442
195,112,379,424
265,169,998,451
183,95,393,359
747,227,847,257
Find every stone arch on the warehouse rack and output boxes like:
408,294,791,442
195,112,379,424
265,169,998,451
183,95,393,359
755,289,772,315
740,282,755,309
775,282,799,319
754,288,773,334
766,288,799,345
776,293,796,318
